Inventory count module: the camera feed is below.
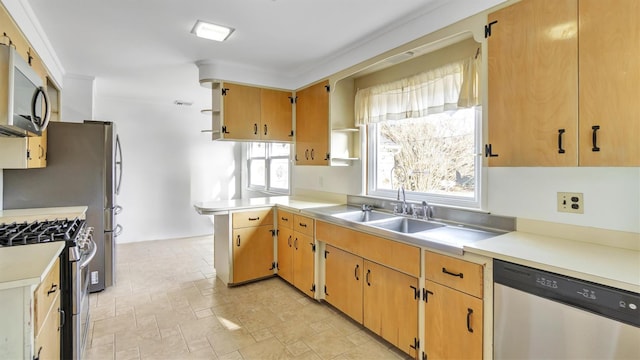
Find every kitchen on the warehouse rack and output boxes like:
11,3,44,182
0,0,639,359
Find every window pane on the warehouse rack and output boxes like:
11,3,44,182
249,142,266,158
373,108,475,198
249,159,266,187
270,143,290,157
269,158,289,190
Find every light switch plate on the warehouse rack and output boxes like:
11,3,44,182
557,192,583,214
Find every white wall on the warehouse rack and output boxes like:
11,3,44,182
94,85,241,244
488,167,640,233
60,74,95,122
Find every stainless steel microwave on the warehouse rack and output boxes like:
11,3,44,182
0,44,50,137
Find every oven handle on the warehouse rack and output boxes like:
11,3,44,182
79,238,98,269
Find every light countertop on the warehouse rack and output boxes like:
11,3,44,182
465,231,640,293
0,241,65,290
194,196,342,215
0,206,88,224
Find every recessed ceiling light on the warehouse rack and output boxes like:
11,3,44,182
191,20,234,42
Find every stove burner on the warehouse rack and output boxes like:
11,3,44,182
0,218,85,247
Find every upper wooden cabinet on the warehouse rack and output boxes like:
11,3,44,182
577,0,639,166
212,82,293,142
295,80,330,165
487,0,639,166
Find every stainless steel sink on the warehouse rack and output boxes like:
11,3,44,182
368,217,445,233
332,210,395,223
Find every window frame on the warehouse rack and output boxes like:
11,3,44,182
247,142,291,195
366,106,483,209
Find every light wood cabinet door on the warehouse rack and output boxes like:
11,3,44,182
578,0,640,166
424,280,483,360
27,135,47,168
261,88,293,141
295,81,330,165
232,225,274,283
276,226,294,284
487,0,578,166
34,293,60,360
292,232,315,297
222,83,261,140
363,260,418,357
324,245,364,323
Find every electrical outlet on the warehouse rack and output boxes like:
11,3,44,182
557,192,584,214
91,271,99,285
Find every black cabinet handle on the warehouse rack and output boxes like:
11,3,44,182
467,308,474,333
354,264,360,280
281,217,289,222
294,238,298,250
558,128,566,154
366,269,371,286
264,124,268,136
253,123,258,135
310,148,315,160
47,283,57,296
592,125,600,152
299,223,307,228
305,149,309,160
248,217,260,221
287,235,292,247
442,267,464,278
236,235,241,247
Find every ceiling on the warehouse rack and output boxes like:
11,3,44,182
22,0,502,105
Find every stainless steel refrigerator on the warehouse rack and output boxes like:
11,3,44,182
3,120,123,292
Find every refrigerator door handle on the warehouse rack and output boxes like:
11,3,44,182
115,135,123,195
105,224,123,237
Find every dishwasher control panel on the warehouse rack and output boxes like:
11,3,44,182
494,259,640,328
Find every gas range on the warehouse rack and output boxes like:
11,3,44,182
0,217,95,359
0,218,85,247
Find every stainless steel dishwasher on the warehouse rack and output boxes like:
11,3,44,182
493,259,640,359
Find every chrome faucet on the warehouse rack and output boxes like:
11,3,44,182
396,186,408,215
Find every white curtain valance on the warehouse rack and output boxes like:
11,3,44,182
354,55,480,125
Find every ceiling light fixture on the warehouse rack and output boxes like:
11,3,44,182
191,20,234,42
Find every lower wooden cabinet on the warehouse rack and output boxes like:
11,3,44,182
232,224,275,283
363,260,419,358
324,245,364,323
424,280,483,359
34,292,61,360
277,213,316,297
424,250,484,359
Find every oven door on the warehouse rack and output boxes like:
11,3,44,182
71,236,97,359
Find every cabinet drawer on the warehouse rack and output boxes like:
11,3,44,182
293,214,314,236
34,257,60,333
425,251,483,298
277,209,294,229
232,208,273,228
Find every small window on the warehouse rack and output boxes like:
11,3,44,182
248,142,290,194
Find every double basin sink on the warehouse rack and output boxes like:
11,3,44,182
333,210,445,233
312,205,505,255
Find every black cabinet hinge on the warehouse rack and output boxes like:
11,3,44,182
269,262,276,270
484,143,499,158
311,243,316,252
288,130,294,137
410,338,420,350
410,285,420,300
324,85,330,92
423,288,434,302
324,285,328,295
26,149,31,160
270,229,278,236
324,250,329,259
484,20,498,38
289,96,296,104
324,153,330,161
422,351,427,360
222,125,230,134
221,88,229,96
310,284,316,293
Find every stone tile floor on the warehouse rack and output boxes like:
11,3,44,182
84,236,410,360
